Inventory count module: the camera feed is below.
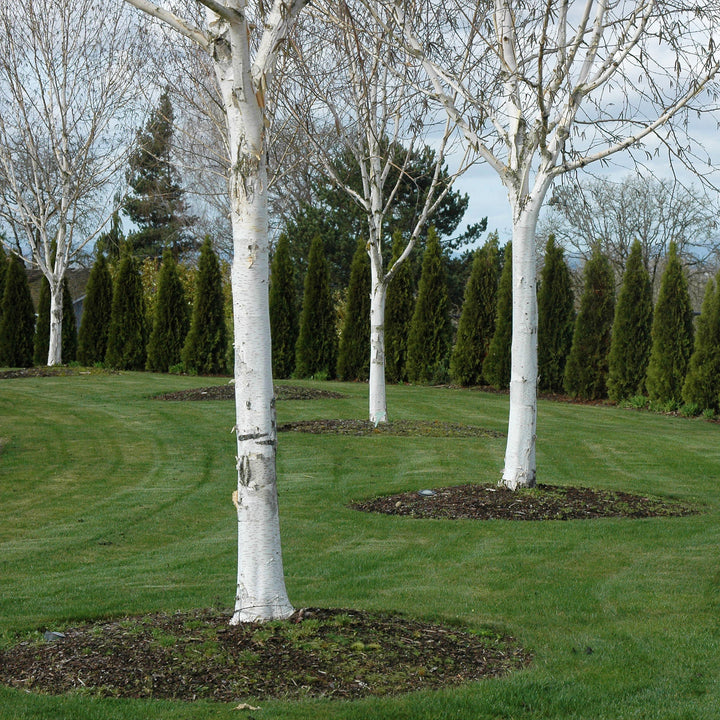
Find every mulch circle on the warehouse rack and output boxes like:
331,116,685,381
352,483,697,521
154,385,346,401
278,418,502,437
0,608,529,702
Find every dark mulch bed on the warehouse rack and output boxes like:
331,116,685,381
353,483,697,521
278,418,502,437
0,367,118,379
154,384,346,401
0,608,529,703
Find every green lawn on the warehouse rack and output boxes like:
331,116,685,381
1,373,719,719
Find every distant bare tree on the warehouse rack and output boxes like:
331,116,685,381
0,0,144,365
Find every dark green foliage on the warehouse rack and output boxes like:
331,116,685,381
450,236,499,386
182,237,227,375
645,242,694,404
285,142,470,294
105,251,148,370
682,273,720,411
34,277,51,366
95,209,124,262
0,256,35,367
482,242,513,389
78,253,113,365
337,239,371,381
146,251,190,372
384,231,415,384
406,227,452,383
538,235,575,393
607,240,653,401
295,236,338,379
123,91,194,260
564,247,615,400
269,234,298,379
61,278,77,363
0,245,7,305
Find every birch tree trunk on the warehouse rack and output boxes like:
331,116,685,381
47,282,64,366
368,265,388,424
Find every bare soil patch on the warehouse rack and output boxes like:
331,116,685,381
0,608,529,703
278,418,502,437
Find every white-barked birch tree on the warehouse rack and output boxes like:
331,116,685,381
285,0,470,423
390,0,720,488
0,0,144,365
123,0,309,623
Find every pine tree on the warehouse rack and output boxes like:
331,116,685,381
34,276,51,366
563,247,615,400
337,239,371,381
607,240,653,401
147,250,190,372
182,237,228,375
483,242,513,389
105,250,148,370
269,234,298,379
682,273,720,411
0,256,35,367
295,235,338,379
78,253,113,365
645,241,694,405
450,235,499,386
384,231,415,383
537,236,575,393
123,91,194,260
406,226,452,383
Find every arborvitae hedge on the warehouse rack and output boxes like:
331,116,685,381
0,245,7,302
182,237,227,375
482,242,512,389
337,239,370,381
563,247,615,400
607,240,653,401
406,227,452,383
450,236,499,386
147,250,189,372
0,256,35,367
269,234,298,379
538,235,574,393
384,231,415,383
78,253,113,366
105,251,148,370
682,273,720,411
295,235,338,379
61,278,77,363
34,276,51,366
645,241,694,404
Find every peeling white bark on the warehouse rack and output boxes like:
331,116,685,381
368,267,387,425
47,282,64,366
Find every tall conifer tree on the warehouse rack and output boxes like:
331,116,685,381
182,237,227,375
123,91,193,260
483,242,513,389
607,240,653,401
645,241,694,404
269,234,298,379
337,239,371,381
78,253,113,365
147,250,190,372
0,245,7,301
295,236,337,379
61,278,77,363
384,230,415,383
682,273,720,411
450,235,499,386
406,227,452,383
0,256,35,367
537,236,575,393
105,250,148,370
564,247,615,400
